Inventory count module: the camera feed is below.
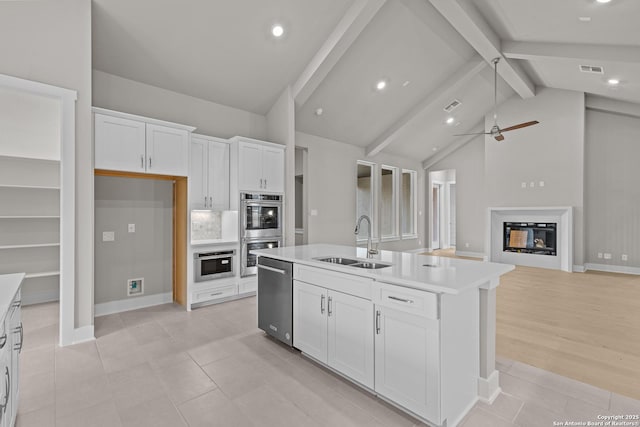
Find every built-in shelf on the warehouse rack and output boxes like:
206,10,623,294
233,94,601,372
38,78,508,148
24,271,60,279
0,243,60,250
0,216,60,219
0,184,60,190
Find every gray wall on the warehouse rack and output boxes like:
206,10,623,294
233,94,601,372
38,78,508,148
585,109,640,267
95,176,173,304
428,138,485,254
484,88,585,266
296,131,425,251
93,70,267,139
0,0,94,328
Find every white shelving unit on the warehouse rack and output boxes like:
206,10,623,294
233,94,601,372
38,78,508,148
0,155,61,304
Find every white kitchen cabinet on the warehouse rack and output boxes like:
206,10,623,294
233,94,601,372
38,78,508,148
374,305,440,423
0,276,22,427
293,279,374,389
235,139,285,193
190,135,230,210
94,109,194,177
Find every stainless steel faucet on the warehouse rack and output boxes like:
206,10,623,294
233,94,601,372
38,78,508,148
354,215,378,258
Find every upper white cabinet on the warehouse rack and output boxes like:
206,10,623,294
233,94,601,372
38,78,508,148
94,108,195,177
190,134,230,210
234,138,285,193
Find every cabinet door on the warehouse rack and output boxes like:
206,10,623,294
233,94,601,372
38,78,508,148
375,306,440,423
190,138,208,209
9,298,20,427
293,281,327,364
262,146,285,193
94,114,146,173
208,141,230,210
327,291,374,389
238,142,263,192
146,124,189,176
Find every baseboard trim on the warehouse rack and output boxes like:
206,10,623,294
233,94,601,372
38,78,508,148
95,292,173,317
584,263,640,275
72,325,95,345
478,370,501,403
455,250,485,259
573,265,586,273
22,290,59,306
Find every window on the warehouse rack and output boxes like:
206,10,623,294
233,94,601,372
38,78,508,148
356,161,375,241
380,165,398,240
401,169,417,238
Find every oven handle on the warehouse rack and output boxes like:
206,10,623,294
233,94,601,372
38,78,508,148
241,202,283,208
257,264,286,275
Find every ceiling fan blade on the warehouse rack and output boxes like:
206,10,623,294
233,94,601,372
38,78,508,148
495,134,505,141
500,121,539,133
453,131,491,137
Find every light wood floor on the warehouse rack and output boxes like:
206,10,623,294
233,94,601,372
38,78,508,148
427,248,640,401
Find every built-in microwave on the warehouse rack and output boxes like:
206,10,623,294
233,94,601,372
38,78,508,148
194,250,235,282
241,193,283,239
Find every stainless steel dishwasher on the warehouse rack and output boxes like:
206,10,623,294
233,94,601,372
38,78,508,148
257,256,293,346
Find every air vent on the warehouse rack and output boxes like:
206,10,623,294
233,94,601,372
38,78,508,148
579,65,604,74
443,99,462,113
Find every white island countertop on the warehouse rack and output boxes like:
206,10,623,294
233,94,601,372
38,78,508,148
252,244,514,294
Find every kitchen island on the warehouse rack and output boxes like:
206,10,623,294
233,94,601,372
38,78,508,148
253,244,514,427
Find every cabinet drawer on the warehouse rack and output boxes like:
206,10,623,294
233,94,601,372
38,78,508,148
193,284,237,303
373,282,438,319
238,280,257,294
294,264,372,300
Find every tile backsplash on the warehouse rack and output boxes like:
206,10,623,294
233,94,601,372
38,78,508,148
191,210,238,242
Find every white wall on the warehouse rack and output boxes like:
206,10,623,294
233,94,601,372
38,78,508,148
296,131,425,251
585,109,640,268
0,0,94,329
484,88,585,266
93,70,267,139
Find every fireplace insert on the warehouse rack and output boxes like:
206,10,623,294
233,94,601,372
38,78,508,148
503,222,557,256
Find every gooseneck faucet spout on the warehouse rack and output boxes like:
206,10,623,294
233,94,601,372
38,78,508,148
355,215,378,258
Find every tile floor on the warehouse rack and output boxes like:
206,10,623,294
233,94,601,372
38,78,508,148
16,297,640,427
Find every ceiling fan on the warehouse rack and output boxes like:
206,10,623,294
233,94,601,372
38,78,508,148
454,57,539,141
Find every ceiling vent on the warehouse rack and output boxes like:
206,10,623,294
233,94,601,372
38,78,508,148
579,65,604,74
443,99,462,113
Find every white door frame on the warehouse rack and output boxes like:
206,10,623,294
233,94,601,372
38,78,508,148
431,181,444,250
447,181,456,248
0,73,77,346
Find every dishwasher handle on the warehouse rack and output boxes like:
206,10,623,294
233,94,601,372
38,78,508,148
258,264,287,275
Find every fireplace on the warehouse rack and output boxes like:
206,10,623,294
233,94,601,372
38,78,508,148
503,222,557,256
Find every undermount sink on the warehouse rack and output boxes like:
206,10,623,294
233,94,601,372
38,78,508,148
314,257,392,269
351,262,391,269
314,257,360,265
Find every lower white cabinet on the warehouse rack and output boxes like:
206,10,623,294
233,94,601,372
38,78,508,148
374,305,440,423
293,280,374,389
0,287,21,427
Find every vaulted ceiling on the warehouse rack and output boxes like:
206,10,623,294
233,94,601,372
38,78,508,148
91,0,640,163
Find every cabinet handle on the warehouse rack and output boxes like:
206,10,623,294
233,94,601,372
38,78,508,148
2,367,8,413
264,179,267,189
12,300,20,308
15,323,23,353
209,196,212,208
204,196,208,208
149,157,152,168
327,296,333,316
259,178,263,189
209,292,223,297
0,334,6,350
376,310,381,334
388,296,414,304
141,155,144,169
320,294,325,314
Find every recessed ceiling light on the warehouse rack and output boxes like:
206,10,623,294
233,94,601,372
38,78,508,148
432,147,438,152
578,16,592,22
271,24,284,38
608,78,620,85
446,117,455,125
315,107,323,116
376,80,387,91
596,0,611,3
402,80,410,87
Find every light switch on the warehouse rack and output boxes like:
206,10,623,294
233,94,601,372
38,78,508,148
521,182,527,189
128,224,135,233
310,209,318,216
539,181,545,187
529,181,535,188
103,231,115,242
604,253,612,260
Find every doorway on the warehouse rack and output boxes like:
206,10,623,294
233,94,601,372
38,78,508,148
294,147,308,245
428,169,456,251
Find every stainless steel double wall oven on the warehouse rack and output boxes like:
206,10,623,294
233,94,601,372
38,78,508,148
240,193,283,276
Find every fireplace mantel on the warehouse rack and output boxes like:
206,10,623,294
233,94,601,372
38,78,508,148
486,207,573,272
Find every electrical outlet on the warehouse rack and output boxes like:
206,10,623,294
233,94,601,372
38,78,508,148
128,224,135,233
102,231,115,242
622,254,628,261
310,209,318,216
604,253,612,260
529,181,535,188
127,278,144,296
521,182,527,189
465,242,470,248
539,181,545,187
597,252,603,259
